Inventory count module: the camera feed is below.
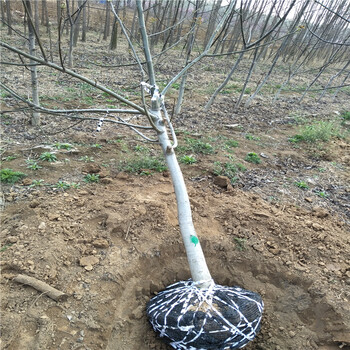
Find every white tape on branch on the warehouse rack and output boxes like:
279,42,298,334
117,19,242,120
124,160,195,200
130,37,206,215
96,116,104,132
147,280,263,350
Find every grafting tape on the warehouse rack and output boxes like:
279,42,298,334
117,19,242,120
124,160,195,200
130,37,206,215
96,116,104,132
147,280,263,350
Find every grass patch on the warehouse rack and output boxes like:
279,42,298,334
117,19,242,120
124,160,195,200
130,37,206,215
290,121,340,143
245,134,260,141
79,156,94,162
184,138,214,154
245,152,261,164
53,142,72,150
213,160,246,183
119,157,167,175
1,168,26,184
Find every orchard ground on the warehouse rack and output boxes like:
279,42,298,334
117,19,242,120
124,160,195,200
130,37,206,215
1,27,350,350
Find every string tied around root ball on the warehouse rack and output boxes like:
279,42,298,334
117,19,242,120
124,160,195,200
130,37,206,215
147,279,263,350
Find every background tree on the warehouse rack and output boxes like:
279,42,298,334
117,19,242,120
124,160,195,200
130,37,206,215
23,0,41,126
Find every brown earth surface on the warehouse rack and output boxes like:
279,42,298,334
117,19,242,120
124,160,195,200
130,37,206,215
1,21,350,350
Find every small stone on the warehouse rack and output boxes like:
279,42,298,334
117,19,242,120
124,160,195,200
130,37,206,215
289,331,296,338
48,213,60,221
38,222,46,230
252,243,264,252
7,236,17,244
305,197,313,203
98,169,109,178
312,207,329,218
79,255,99,267
269,247,280,255
22,178,32,186
130,305,144,320
213,176,230,188
100,177,112,184
82,164,101,174
92,238,109,249
312,223,323,231
29,200,40,208
224,124,242,131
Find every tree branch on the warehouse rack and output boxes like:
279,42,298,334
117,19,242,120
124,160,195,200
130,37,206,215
314,0,350,23
0,41,146,114
0,82,142,116
306,23,350,46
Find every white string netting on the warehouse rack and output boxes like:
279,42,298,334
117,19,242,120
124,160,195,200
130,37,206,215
147,279,263,350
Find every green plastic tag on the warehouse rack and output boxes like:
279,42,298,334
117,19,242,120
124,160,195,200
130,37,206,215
190,235,199,246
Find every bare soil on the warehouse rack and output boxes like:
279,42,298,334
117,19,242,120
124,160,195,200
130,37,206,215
1,24,350,350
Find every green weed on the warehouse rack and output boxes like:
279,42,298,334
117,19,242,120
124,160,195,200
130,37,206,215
40,152,57,162
245,134,260,141
0,168,26,183
53,142,72,150
245,152,261,164
84,174,100,183
30,179,45,187
316,191,328,198
79,156,94,162
234,237,247,251
340,111,350,120
91,143,102,149
180,155,197,164
3,155,17,161
26,159,42,170
54,181,71,190
295,181,309,189
0,244,13,253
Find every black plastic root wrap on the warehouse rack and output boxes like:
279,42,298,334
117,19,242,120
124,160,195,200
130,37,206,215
147,280,263,350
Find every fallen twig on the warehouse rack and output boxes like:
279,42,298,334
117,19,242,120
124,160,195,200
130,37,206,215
13,274,68,302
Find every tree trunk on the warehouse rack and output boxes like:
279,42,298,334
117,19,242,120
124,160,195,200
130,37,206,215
56,0,61,26
5,0,12,35
137,0,212,288
81,0,87,42
103,1,110,40
66,0,74,67
110,17,118,50
73,0,83,47
33,0,40,35
25,0,41,126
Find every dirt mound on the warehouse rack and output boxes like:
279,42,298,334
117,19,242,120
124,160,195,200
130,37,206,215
1,173,349,350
